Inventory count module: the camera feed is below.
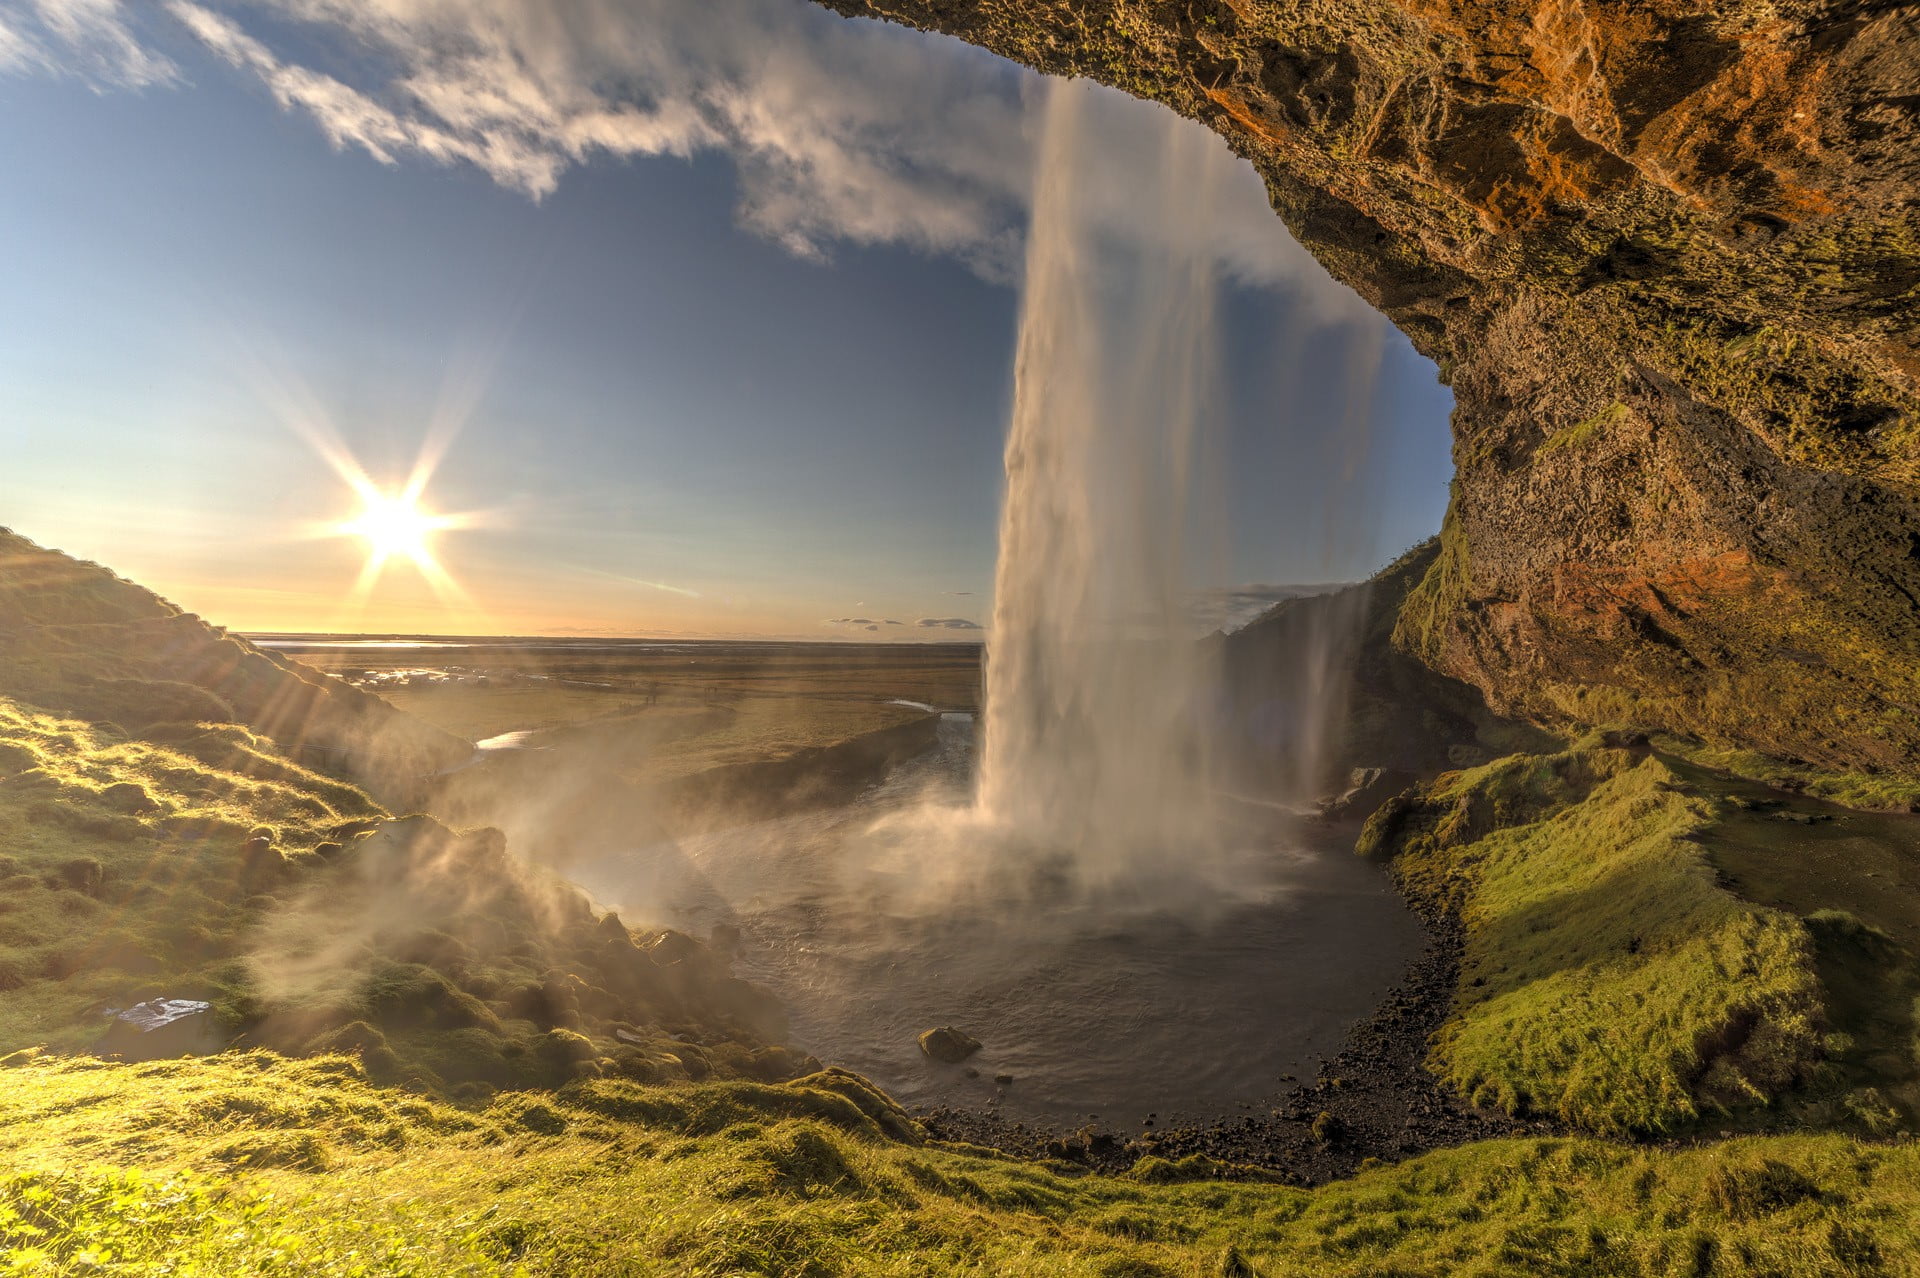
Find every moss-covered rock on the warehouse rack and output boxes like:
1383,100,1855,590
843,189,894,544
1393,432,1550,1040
1368,747,1827,1134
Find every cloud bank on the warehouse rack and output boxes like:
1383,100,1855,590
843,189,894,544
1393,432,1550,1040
1,0,1377,315
916,616,981,630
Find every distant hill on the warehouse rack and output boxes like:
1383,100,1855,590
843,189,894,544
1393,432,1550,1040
0,528,469,798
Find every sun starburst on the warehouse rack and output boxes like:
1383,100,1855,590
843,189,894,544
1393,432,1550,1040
339,490,452,568
245,332,506,623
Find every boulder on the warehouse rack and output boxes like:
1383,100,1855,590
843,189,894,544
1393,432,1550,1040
647,929,703,967
917,1026,981,1063
1321,767,1415,823
99,781,158,815
51,857,105,897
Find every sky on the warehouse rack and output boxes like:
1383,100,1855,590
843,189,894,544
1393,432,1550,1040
0,0,1454,640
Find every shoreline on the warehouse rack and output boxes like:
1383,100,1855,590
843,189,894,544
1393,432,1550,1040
908,816,1542,1184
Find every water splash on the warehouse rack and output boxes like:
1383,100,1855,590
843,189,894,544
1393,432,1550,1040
972,79,1237,878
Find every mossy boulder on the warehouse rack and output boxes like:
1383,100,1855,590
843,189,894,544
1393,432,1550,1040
917,1026,982,1063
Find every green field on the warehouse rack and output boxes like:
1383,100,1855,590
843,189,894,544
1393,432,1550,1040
1363,741,1920,1139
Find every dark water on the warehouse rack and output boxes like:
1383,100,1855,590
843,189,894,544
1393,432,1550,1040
571,716,1421,1128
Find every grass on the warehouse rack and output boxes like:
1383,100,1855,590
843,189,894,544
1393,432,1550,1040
14,530,1920,1269
0,530,468,795
6,1051,1920,1276
0,697,382,1049
1659,738,1920,813
0,692,806,1097
1537,401,1630,454
1367,748,1829,1135
1677,759,1920,1126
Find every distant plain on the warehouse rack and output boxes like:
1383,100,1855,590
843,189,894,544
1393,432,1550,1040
265,636,983,783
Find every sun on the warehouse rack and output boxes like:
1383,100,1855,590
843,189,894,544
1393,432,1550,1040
341,491,444,566
325,479,476,612
286,413,488,615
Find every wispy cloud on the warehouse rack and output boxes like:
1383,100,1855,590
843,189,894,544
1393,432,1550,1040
2,0,176,85
2,0,1378,316
0,15,39,71
569,563,700,598
916,616,981,630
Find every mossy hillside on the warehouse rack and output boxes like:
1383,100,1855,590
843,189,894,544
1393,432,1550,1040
1390,501,1473,677
0,696,382,1041
1681,768,1920,1129
1363,748,1827,1135
6,1052,1920,1277
0,529,468,795
1216,536,1542,795
1661,737,1920,814
0,695,802,1097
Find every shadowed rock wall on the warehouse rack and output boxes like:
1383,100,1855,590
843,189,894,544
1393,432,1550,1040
817,0,1920,773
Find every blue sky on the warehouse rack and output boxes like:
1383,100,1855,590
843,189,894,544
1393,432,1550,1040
0,0,1452,638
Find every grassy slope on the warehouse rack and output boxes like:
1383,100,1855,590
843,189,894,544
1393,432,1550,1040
0,697,382,1047
5,1052,1917,1277
1361,745,1920,1138
1,533,815,1095
0,692,806,1097
11,530,1920,1272
0,531,468,797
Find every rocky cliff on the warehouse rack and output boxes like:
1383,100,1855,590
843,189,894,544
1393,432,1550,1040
819,0,1920,775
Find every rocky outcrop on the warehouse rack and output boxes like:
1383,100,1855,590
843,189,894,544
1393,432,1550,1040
816,0,1920,775
1214,539,1534,797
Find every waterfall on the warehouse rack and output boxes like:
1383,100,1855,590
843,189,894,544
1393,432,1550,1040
972,78,1235,875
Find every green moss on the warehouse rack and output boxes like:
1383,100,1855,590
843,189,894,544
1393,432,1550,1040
1661,738,1920,812
1391,495,1471,669
8,1053,1920,1275
0,698,382,1051
1537,401,1628,454
0,695,798,1097
1382,749,1824,1134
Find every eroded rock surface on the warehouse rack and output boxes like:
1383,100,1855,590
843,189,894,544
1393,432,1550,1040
818,0,1920,773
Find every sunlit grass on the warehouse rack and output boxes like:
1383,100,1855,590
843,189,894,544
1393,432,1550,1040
0,697,381,1050
0,694,803,1097
1374,749,1828,1135
5,1052,1919,1276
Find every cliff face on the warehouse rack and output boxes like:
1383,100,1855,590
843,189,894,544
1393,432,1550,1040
818,0,1920,773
